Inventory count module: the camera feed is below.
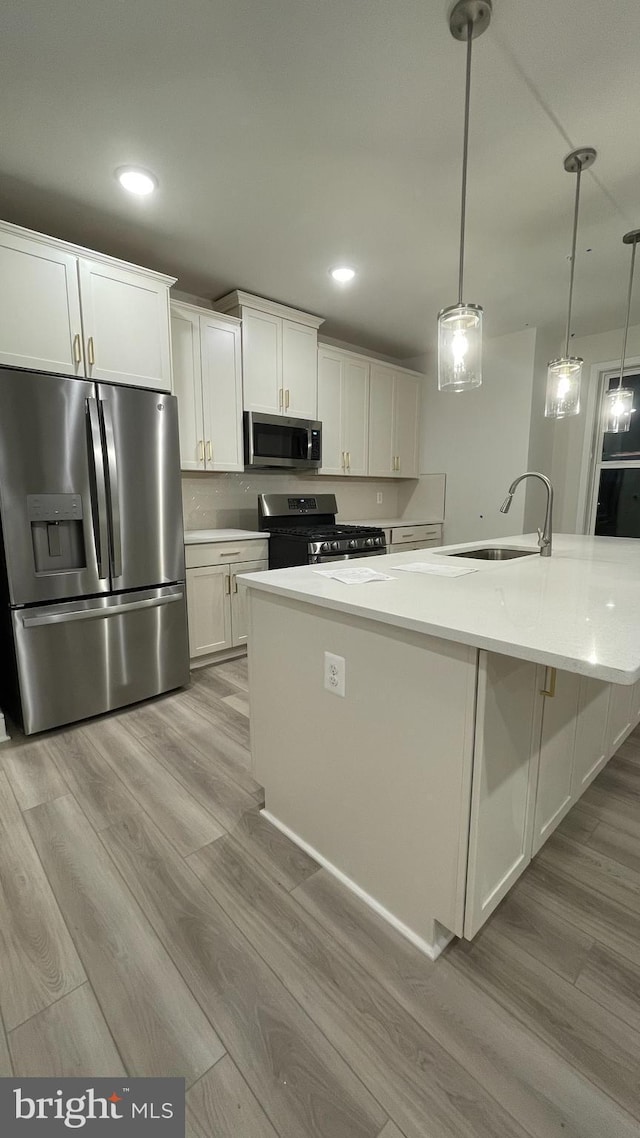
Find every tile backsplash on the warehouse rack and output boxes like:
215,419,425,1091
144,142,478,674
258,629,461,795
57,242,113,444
182,472,445,531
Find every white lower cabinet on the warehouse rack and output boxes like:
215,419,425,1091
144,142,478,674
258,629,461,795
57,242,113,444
464,655,637,939
186,565,232,657
387,524,442,554
185,543,268,663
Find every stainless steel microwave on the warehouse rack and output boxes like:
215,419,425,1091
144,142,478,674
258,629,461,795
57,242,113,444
244,412,322,469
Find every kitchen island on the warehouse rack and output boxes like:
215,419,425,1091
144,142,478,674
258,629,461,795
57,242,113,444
242,534,640,956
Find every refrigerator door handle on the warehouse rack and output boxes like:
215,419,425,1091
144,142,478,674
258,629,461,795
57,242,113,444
100,398,123,579
87,398,110,580
22,591,184,628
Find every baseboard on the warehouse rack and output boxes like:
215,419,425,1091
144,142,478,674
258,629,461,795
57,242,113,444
261,809,454,961
190,647,247,670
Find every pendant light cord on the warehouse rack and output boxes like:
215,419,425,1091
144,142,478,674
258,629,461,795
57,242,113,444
564,159,583,358
458,22,473,305
617,237,637,391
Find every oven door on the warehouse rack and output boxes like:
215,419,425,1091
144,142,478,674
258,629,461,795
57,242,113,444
310,549,386,564
244,412,321,469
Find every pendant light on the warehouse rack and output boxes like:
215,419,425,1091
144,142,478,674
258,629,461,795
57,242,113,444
604,229,640,433
437,0,492,393
545,148,596,418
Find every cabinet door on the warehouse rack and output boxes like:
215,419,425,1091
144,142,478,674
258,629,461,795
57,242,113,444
242,308,281,414
170,304,205,471
606,682,635,756
464,653,541,939
390,539,441,552
343,358,369,475
200,314,243,471
393,374,420,477
571,676,611,797
78,259,172,390
367,365,395,476
282,320,317,419
0,230,84,376
230,559,268,647
317,350,344,475
532,667,580,855
186,566,232,657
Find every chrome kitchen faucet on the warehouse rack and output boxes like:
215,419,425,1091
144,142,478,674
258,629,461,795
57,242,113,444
500,472,554,557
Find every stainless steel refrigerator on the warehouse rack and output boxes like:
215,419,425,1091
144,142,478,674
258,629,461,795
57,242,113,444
0,366,189,734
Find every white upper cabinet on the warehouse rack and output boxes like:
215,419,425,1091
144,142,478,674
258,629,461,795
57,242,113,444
241,308,281,415
78,259,172,390
318,347,369,475
368,364,421,478
368,365,395,476
214,291,324,419
282,319,317,419
200,313,243,471
0,220,175,389
170,304,204,471
0,228,84,376
171,302,243,473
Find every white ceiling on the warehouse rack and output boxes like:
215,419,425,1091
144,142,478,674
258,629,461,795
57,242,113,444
1,0,639,361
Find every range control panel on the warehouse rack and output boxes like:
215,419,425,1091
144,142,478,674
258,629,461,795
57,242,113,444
27,494,83,521
287,497,317,512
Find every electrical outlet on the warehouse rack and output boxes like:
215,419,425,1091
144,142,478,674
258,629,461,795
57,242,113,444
376,492,383,504
324,651,346,697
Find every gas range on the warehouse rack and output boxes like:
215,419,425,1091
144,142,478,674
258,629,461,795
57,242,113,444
258,494,386,568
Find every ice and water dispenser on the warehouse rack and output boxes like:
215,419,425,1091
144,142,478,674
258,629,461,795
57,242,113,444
27,494,86,573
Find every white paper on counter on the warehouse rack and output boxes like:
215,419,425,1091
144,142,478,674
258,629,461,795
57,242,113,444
393,562,478,577
313,567,396,584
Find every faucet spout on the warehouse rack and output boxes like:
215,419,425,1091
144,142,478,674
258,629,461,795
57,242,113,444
500,472,554,556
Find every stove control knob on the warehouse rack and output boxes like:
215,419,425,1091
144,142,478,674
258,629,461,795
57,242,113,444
375,536,384,546
321,542,330,552
348,539,358,549
365,537,374,547
331,540,340,551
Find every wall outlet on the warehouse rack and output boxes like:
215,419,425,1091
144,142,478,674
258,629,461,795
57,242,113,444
324,651,346,697
376,492,383,504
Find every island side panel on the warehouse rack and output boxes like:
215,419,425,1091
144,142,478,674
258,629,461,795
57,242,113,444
247,590,478,945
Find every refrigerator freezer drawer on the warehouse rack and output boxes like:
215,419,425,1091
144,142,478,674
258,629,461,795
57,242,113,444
12,586,189,734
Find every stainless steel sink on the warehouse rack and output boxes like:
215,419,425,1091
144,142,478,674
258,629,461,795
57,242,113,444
449,547,537,561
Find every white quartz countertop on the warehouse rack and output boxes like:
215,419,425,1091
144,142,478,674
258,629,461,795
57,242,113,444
239,533,640,684
343,517,443,529
184,529,268,544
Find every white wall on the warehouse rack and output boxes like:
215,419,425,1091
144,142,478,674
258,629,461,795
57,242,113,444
550,321,640,532
420,328,537,545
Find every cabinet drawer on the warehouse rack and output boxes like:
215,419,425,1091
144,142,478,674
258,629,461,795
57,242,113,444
185,539,268,568
390,539,441,553
390,524,442,545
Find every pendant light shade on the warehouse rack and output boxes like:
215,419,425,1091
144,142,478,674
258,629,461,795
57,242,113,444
604,229,640,433
437,0,491,393
438,303,482,391
544,148,596,419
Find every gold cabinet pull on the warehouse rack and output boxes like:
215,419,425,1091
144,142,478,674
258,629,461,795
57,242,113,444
87,336,95,366
206,440,213,463
347,451,351,470
197,440,204,463
73,333,82,364
279,388,283,410
541,666,557,698
224,573,231,595
285,389,290,410
232,575,238,594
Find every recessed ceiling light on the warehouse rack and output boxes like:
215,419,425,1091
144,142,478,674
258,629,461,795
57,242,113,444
116,167,158,195
330,266,356,283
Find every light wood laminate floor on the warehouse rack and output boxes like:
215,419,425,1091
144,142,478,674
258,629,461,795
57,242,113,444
1,659,640,1137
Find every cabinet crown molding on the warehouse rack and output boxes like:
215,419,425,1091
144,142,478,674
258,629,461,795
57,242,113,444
0,218,176,286
319,341,425,379
214,290,325,329
170,299,241,325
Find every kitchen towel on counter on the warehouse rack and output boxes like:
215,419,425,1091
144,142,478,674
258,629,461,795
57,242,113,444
393,563,477,577
313,567,395,585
